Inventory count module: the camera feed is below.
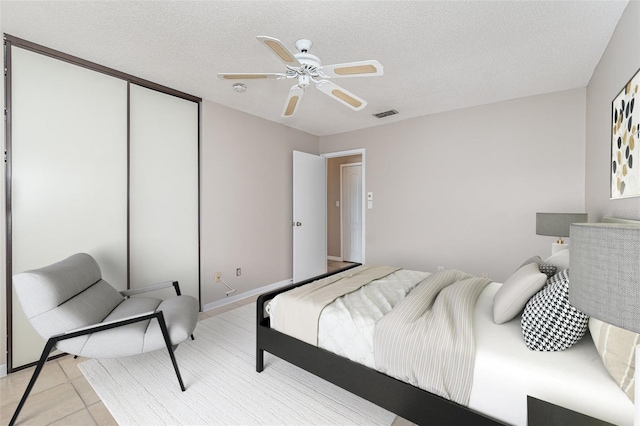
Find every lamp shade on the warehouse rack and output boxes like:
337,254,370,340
569,223,640,333
536,213,588,238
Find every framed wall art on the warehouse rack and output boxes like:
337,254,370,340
611,67,640,199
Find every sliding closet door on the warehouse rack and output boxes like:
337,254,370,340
10,46,128,368
129,84,199,302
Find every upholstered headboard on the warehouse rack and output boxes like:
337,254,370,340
602,216,640,225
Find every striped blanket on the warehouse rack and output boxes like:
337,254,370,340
373,269,491,405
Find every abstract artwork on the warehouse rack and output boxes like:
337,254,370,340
611,68,640,199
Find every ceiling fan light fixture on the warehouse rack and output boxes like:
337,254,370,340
297,75,311,88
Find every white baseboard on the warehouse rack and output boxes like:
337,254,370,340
202,278,293,312
0,363,6,378
327,256,343,262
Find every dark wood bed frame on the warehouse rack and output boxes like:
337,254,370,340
256,264,505,425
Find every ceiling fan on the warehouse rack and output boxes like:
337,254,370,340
218,36,384,117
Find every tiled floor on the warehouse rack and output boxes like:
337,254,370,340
0,354,115,426
0,297,254,426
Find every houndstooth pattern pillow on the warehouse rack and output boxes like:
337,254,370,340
537,262,557,278
521,269,589,351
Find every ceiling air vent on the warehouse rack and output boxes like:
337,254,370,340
373,109,398,118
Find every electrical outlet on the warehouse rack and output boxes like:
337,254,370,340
214,272,221,283
482,272,489,279
236,268,241,276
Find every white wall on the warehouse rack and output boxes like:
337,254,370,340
321,89,587,282
586,1,640,221
200,100,319,306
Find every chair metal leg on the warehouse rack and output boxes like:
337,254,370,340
156,311,186,392
10,338,57,426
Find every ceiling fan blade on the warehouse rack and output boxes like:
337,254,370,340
218,72,285,80
257,36,301,67
316,80,367,111
320,60,383,78
282,85,304,117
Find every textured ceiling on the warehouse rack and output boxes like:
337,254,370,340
0,0,629,136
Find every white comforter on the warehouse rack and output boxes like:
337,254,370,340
296,269,429,368
470,282,634,426
270,271,635,426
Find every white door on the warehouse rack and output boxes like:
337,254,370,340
293,151,327,282
341,164,363,263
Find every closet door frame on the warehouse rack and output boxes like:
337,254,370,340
3,34,202,373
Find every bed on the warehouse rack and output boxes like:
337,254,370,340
256,226,636,425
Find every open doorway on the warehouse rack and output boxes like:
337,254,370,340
323,149,365,270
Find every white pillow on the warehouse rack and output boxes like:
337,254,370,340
493,262,548,325
544,249,570,271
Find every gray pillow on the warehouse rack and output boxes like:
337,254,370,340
493,262,548,324
514,255,555,277
517,255,542,271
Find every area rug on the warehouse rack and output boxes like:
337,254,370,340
79,303,396,425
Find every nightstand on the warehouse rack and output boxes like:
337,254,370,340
527,396,615,426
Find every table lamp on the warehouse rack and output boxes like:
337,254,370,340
536,212,588,254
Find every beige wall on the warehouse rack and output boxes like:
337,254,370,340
3,3,635,369
200,100,319,306
321,89,587,282
586,1,640,221
327,155,362,258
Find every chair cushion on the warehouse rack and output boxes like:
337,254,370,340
60,296,162,357
58,295,199,358
32,280,125,340
144,296,199,353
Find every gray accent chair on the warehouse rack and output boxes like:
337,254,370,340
9,253,199,426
